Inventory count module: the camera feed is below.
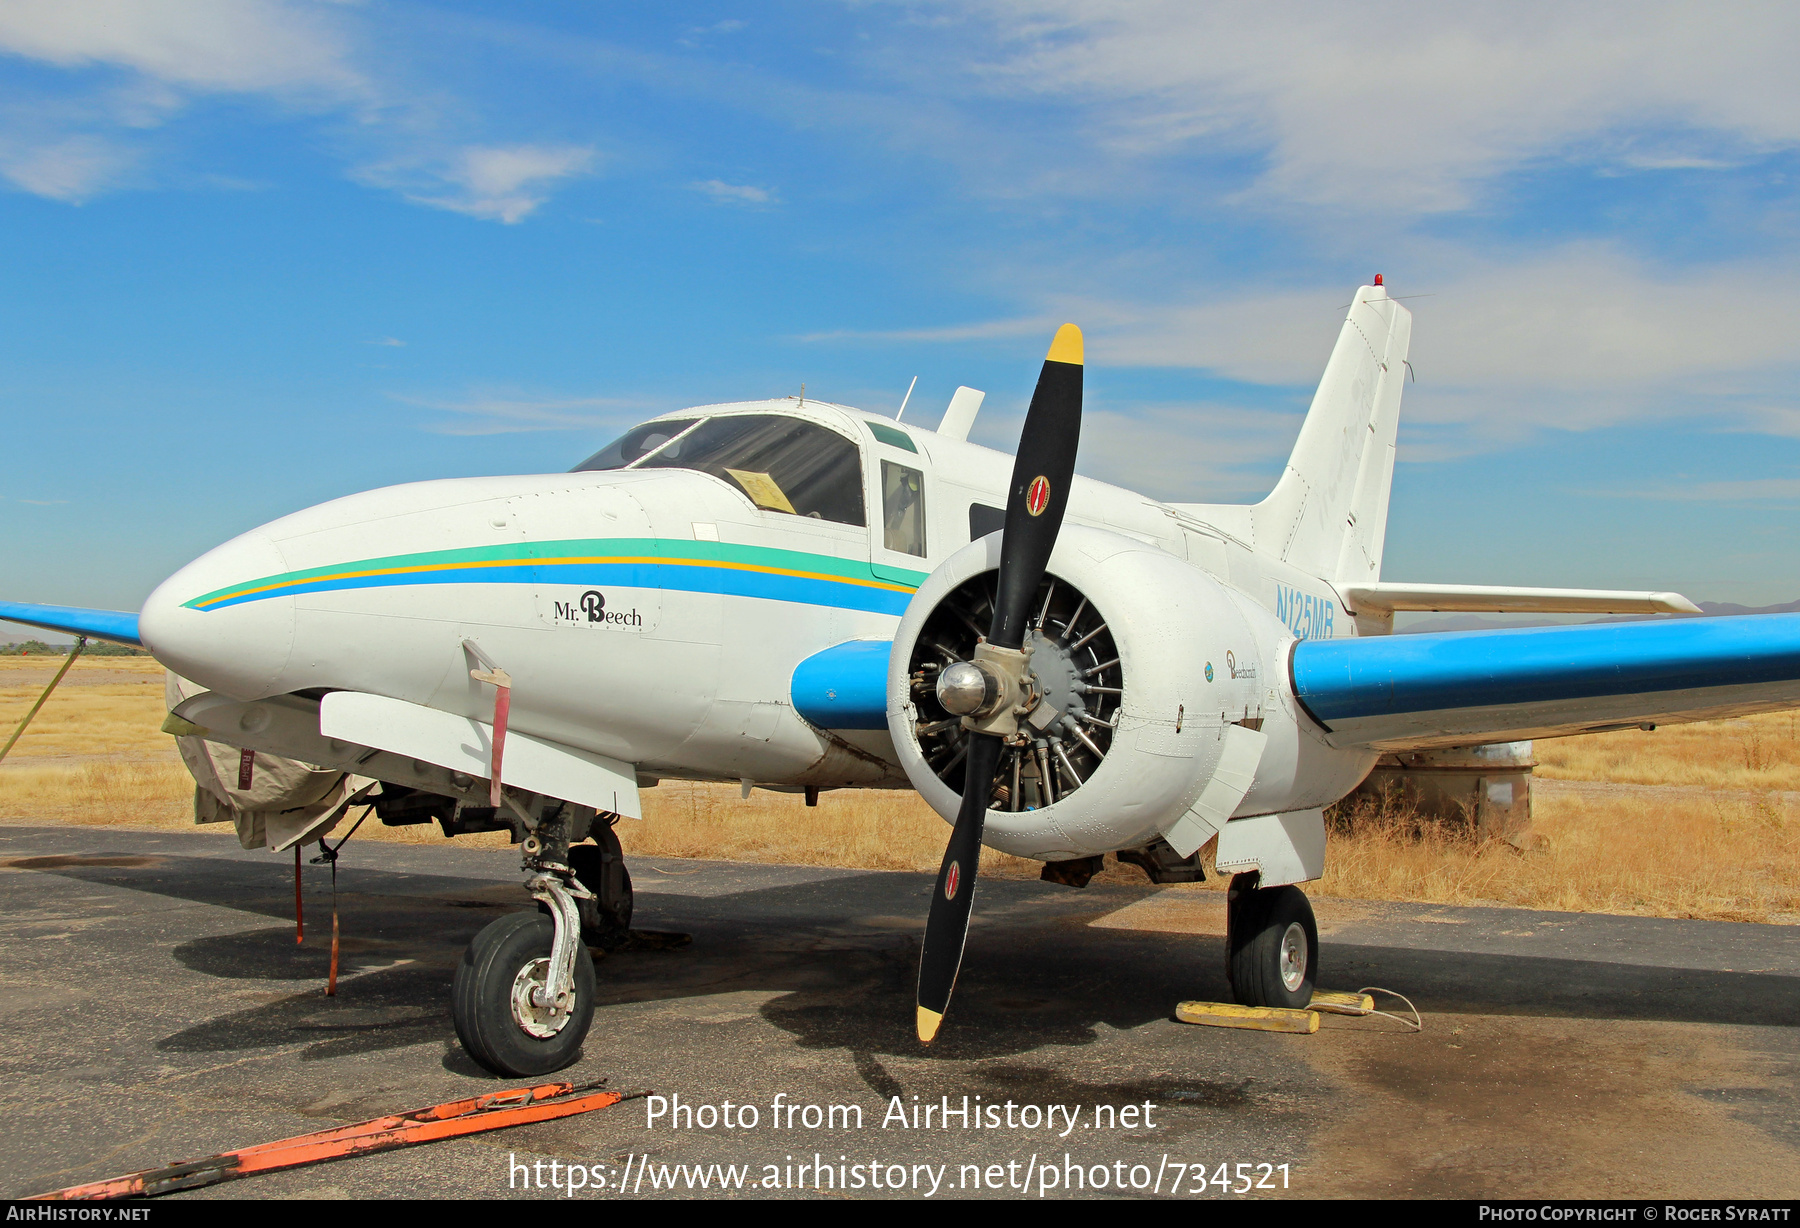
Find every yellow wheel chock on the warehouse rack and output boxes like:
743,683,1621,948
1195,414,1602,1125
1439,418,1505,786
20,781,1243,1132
1175,990,1382,1033
1174,1001,1320,1033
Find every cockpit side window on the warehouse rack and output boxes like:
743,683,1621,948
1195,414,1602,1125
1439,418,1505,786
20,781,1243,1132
570,419,700,472
881,460,926,556
634,414,866,527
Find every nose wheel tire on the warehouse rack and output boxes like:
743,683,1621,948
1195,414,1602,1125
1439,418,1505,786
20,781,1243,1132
1225,879,1318,1010
453,911,596,1076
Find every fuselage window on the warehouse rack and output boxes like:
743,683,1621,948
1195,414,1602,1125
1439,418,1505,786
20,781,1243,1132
634,414,866,527
882,460,927,557
570,419,700,472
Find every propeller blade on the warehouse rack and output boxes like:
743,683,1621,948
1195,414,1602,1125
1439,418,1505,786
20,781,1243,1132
990,322,1083,650
916,323,1083,1045
916,731,1001,1042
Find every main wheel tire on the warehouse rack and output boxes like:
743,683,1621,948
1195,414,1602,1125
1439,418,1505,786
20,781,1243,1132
453,911,596,1076
1226,882,1318,1009
570,831,633,950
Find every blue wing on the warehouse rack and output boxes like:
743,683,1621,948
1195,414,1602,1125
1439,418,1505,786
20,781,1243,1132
0,601,142,648
1291,612,1800,750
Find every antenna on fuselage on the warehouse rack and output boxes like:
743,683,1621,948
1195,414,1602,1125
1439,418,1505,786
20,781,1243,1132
896,375,918,422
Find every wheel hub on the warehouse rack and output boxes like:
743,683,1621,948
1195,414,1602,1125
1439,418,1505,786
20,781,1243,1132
1279,921,1308,993
510,956,571,1038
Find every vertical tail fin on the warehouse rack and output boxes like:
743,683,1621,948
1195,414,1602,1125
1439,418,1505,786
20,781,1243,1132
1251,283,1412,585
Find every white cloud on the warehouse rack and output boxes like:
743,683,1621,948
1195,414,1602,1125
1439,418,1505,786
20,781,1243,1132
1604,477,1800,503
693,179,776,206
0,0,364,97
823,246,1800,460
798,315,1055,345
0,3,595,221
0,0,367,203
397,391,652,436
1056,248,1800,394
1072,403,1307,503
380,144,598,224
938,2,1800,213
0,134,137,201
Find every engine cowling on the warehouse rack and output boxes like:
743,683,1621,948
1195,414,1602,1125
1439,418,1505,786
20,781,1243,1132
886,526,1374,862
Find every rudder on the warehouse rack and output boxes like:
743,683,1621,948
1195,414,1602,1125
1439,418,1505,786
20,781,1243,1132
1251,283,1411,585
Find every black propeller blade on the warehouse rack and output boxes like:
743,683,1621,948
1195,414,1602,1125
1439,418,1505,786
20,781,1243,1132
916,323,1083,1044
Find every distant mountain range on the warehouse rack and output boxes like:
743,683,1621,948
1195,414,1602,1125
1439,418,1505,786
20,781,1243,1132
1400,600,1800,635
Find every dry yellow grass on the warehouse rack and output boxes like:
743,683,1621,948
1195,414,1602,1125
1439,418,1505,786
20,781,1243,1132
615,781,1049,879
4,655,1799,922
0,656,194,829
1536,709,1800,791
1317,786,1800,923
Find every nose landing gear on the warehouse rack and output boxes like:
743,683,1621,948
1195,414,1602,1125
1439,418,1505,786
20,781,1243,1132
1224,873,1319,1010
452,798,610,1077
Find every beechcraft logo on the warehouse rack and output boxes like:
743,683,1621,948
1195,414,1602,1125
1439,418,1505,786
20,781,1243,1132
944,861,962,901
1025,476,1051,516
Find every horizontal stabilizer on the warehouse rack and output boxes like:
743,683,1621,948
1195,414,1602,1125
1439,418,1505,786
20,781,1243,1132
1293,612,1800,750
1341,583,1701,616
0,600,142,647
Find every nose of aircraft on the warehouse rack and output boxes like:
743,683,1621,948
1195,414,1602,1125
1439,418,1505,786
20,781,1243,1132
138,528,297,700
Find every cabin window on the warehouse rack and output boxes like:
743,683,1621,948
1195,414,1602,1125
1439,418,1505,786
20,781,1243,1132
634,414,866,527
882,460,926,557
570,419,700,472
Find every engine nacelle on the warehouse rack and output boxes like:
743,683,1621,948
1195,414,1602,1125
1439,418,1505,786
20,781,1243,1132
886,526,1374,862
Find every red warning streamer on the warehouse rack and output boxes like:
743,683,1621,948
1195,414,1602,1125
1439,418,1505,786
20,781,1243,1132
31,1081,636,1200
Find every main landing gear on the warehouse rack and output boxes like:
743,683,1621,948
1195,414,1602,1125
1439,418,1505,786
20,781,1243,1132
452,803,635,1076
1224,872,1318,1010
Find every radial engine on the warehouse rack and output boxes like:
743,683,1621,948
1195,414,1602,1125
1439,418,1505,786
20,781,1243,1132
886,525,1376,864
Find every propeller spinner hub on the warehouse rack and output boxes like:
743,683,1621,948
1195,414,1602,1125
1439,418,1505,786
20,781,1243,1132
936,660,999,717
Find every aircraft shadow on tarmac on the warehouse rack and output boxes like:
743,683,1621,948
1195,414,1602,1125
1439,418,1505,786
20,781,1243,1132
8,854,1798,1079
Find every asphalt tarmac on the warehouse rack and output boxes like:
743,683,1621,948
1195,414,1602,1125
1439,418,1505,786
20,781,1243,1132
1,821,1796,1200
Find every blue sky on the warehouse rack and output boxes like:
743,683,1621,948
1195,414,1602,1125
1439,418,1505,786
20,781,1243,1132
4,1,1799,642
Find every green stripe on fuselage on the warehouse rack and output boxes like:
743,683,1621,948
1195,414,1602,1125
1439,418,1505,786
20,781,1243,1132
183,537,931,609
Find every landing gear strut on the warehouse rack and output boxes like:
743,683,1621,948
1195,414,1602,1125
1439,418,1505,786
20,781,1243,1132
1225,873,1318,1010
452,800,603,1076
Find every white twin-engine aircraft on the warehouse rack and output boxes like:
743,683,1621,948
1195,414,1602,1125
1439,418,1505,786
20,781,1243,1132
9,281,1800,1076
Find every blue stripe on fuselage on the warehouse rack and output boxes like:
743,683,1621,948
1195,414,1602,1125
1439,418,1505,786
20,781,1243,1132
201,562,913,617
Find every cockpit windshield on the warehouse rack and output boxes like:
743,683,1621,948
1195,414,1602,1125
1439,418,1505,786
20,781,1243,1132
572,414,865,528
571,419,700,472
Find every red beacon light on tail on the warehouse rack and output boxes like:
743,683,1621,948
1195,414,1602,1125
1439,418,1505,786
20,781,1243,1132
1373,274,1384,286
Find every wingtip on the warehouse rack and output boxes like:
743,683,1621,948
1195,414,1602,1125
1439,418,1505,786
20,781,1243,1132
916,1006,943,1044
1045,323,1083,367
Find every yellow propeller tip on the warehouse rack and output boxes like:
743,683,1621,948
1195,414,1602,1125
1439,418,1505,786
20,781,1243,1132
916,1006,943,1044
1045,323,1083,367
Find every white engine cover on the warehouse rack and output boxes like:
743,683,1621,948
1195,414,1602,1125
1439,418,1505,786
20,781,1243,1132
887,526,1376,861
885,529,1219,858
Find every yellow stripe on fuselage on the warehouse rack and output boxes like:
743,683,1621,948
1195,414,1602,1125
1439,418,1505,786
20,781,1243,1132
192,554,917,610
